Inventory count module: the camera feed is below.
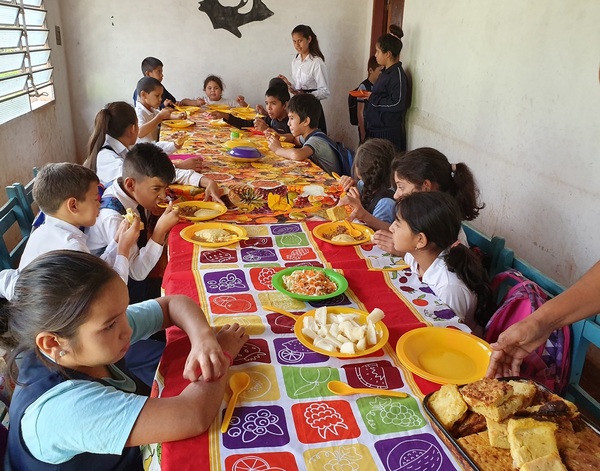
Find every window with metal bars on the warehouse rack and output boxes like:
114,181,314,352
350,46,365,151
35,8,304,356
0,0,54,125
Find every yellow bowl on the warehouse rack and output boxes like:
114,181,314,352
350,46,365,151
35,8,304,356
313,221,374,246
396,327,492,384
162,119,194,128
174,201,227,222
294,307,389,358
180,222,247,247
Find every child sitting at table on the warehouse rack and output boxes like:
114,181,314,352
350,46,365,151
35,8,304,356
0,163,138,301
390,191,491,333
253,82,293,141
266,93,342,175
337,138,396,230
132,56,199,108
87,143,180,303
201,74,247,109
373,147,485,254
1,250,248,470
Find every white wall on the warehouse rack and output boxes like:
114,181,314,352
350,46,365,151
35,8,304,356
59,0,373,160
0,0,76,205
402,0,600,285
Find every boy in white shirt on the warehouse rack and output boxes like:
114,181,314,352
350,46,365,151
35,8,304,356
0,163,138,301
87,143,180,304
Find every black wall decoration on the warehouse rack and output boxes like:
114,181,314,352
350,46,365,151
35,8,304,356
198,0,274,38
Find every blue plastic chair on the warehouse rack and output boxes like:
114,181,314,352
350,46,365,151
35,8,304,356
566,315,600,423
6,168,37,225
462,222,512,278
0,195,31,269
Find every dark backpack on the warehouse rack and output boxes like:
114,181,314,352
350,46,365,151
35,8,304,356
484,270,571,394
348,79,371,126
310,131,355,177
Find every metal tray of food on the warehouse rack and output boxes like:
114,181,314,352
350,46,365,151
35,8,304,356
422,377,600,471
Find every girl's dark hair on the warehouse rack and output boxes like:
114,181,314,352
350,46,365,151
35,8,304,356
84,102,137,172
292,24,325,61
396,192,492,326
354,138,396,210
204,75,224,90
377,24,404,58
0,251,120,383
391,147,485,221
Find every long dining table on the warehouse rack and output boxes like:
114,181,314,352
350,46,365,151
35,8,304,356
141,108,469,471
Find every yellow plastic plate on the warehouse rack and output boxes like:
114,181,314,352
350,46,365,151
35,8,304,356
209,119,228,127
180,222,247,247
396,327,492,384
162,119,194,128
294,307,389,358
174,201,227,222
206,104,230,111
175,106,200,114
313,221,374,246
223,139,256,150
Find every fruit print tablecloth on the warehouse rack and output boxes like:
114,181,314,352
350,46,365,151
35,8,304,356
160,110,342,223
142,221,467,471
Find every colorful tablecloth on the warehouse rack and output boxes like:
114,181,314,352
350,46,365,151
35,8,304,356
160,111,342,224
141,220,468,471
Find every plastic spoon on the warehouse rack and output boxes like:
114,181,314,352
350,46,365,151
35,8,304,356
342,219,362,238
327,380,408,398
331,172,341,180
221,372,251,433
263,305,298,320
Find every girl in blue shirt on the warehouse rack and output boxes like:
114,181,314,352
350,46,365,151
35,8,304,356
338,138,396,230
0,251,248,470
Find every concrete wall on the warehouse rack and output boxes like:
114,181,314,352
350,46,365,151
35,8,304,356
0,0,76,205
59,0,373,160
402,0,600,285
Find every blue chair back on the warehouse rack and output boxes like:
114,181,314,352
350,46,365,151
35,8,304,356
566,315,600,423
6,170,37,226
0,196,31,269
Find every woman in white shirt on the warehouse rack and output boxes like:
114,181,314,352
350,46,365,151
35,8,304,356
279,24,330,133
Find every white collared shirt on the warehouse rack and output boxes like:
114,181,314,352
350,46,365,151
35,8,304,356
404,251,477,331
0,216,129,300
86,181,164,281
291,54,330,101
135,101,176,155
97,135,129,186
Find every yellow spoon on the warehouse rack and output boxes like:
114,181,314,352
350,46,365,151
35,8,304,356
263,305,298,320
331,172,341,180
221,372,251,433
327,380,408,398
342,219,363,238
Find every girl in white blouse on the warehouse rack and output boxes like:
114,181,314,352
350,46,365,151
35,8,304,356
279,24,330,133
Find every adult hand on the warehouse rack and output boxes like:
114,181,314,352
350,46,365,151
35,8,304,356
486,315,552,378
